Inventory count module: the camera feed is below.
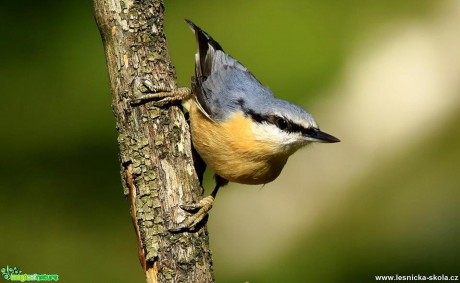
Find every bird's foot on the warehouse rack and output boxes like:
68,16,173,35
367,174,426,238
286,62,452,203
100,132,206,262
130,78,191,107
169,195,214,232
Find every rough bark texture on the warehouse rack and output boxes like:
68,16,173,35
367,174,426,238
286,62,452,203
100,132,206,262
93,1,214,282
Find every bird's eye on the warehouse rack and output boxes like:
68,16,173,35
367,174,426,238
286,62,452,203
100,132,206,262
275,117,289,130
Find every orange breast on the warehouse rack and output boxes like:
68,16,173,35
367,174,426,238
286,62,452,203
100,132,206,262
189,102,288,185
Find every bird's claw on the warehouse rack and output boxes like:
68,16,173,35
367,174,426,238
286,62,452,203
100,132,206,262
130,78,191,106
169,196,214,232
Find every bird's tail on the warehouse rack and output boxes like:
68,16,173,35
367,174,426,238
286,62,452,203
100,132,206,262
185,19,223,78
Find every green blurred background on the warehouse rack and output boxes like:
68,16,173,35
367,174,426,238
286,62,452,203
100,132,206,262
1,0,459,282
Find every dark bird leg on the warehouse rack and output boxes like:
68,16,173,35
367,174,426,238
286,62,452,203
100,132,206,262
170,175,228,232
212,174,228,198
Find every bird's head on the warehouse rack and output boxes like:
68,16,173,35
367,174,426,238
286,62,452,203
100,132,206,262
244,97,340,155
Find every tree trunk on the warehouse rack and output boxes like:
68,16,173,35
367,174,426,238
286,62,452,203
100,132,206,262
93,1,214,282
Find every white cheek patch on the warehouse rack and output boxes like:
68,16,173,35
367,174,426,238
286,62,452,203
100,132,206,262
251,122,301,148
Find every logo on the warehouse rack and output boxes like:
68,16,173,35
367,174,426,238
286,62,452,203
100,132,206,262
1,266,59,282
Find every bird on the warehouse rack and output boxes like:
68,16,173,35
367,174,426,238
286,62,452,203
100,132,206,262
131,20,340,230
175,19,340,230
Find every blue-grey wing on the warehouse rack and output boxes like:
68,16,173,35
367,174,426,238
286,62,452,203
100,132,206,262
196,51,274,121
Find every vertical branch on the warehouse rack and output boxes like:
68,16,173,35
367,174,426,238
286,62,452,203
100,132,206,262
93,0,214,282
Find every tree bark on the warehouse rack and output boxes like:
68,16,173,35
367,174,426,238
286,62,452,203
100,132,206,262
93,1,214,282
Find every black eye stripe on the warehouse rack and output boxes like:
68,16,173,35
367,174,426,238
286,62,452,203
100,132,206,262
246,109,264,123
246,110,313,135
302,127,317,136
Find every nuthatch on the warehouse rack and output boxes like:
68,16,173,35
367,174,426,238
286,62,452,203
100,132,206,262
133,20,340,230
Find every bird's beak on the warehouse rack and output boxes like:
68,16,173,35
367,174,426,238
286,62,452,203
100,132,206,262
305,129,340,143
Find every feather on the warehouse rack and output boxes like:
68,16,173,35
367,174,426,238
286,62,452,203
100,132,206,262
185,19,274,121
